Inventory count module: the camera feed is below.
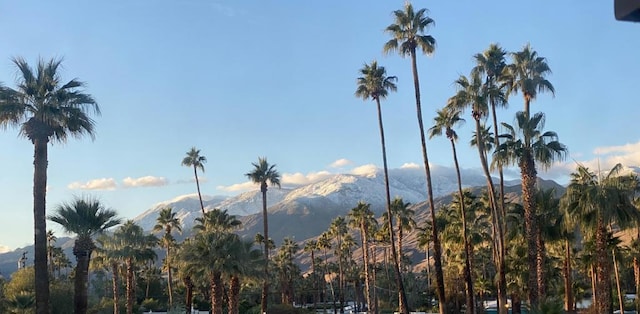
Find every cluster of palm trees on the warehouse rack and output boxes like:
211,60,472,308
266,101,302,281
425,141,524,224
2,3,640,314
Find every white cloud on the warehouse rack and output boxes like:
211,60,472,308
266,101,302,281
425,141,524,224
593,141,640,155
282,171,333,185
400,162,421,169
350,164,379,176
0,245,11,253
217,181,256,193
329,158,354,168
122,176,168,188
68,178,117,191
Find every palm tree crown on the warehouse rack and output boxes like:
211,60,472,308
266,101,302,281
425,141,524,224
182,147,206,172
429,107,465,142
49,197,120,240
245,157,281,193
355,61,397,102
0,57,100,143
505,44,555,111
383,2,436,57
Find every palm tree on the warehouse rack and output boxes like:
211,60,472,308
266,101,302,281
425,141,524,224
194,208,241,233
224,238,262,314
245,157,281,314
329,216,349,313
355,60,409,313
48,196,120,314
93,234,124,314
493,111,566,306
505,44,554,118
112,221,158,314
428,107,475,314
448,71,508,313
347,202,377,314
46,230,57,278
182,147,207,215
152,207,182,307
390,197,416,264
562,164,640,313
383,5,444,312
303,240,320,309
0,58,100,314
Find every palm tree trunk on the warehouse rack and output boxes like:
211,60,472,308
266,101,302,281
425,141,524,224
563,239,574,313
211,271,223,314
595,222,612,313
536,227,546,300
126,258,135,314
167,245,174,307
33,138,50,314
409,48,446,314
193,166,205,215
261,186,270,314
375,97,409,314
337,234,345,313
590,264,597,310
614,248,624,314
184,276,193,314
360,223,372,314
311,250,319,309
229,275,240,314
473,118,506,314
451,140,475,314
635,255,640,314
520,151,539,307
74,250,90,314
112,262,120,314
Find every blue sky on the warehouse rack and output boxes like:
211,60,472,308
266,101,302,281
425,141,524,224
0,0,638,251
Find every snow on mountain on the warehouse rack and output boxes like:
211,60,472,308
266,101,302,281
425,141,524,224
133,194,229,231
133,165,491,232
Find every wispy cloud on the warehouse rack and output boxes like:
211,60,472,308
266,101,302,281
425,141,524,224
400,162,420,169
0,245,11,253
329,158,353,168
122,176,168,188
176,177,208,184
350,164,379,176
68,178,117,191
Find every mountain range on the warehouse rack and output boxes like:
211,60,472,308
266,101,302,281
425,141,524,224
0,164,566,277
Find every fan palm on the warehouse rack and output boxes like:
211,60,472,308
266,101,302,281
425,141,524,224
493,111,567,306
562,163,640,313
428,107,475,313
448,71,507,313
347,202,377,314
505,44,555,117
152,207,182,307
48,197,120,314
182,147,207,215
383,5,443,312
0,58,99,314
355,60,409,313
245,157,280,313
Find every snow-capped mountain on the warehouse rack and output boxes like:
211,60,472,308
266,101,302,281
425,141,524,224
133,165,489,235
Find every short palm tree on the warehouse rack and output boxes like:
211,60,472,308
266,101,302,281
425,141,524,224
347,202,376,314
224,238,262,314
562,164,640,313
0,58,100,314
152,207,182,307
182,147,207,215
355,60,409,313
245,157,281,314
383,5,444,312
49,197,120,314
112,221,158,314
428,107,475,313
493,111,567,306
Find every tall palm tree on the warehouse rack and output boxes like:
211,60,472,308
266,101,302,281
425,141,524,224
562,163,640,313
390,197,415,263
448,71,508,313
245,157,281,314
0,58,99,314
182,147,207,215
428,107,475,314
347,202,376,314
48,196,120,314
224,238,262,314
355,60,409,313
152,207,182,307
505,44,554,118
383,5,444,312
493,111,567,306
303,239,320,309
93,234,124,314
329,216,348,313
